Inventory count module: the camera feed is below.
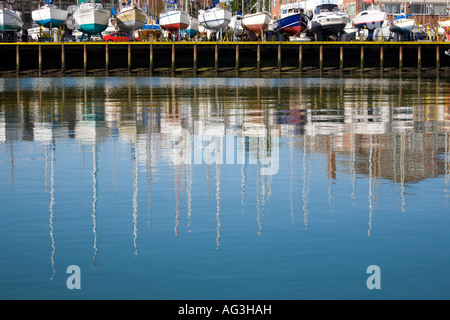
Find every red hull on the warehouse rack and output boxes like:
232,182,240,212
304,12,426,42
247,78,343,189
246,24,266,36
283,25,307,36
161,23,189,32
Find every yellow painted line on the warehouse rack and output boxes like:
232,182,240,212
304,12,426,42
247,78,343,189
1,41,448,46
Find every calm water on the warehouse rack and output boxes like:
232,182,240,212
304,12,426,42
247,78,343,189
0,76,449,300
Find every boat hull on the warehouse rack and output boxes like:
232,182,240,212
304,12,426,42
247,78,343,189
185,16,199,37
230,15,243,36
242,12,271,36
389,18,415,35
73,5,110,35
275,13,308,36
116,6,147,31
198,8,231,31
0,9,23,32
353,10,386,30
160,10,190,32
32,6,68,28
309,16,347,36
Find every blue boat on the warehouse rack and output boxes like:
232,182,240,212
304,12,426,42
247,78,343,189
274,3,308,36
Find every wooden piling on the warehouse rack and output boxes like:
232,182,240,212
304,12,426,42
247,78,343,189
193,44,197,73
399,45,403,72
417,45,421,72
61,44,65,74
128,44,132,72
380,46,384,72
16,44,19,75
299,45,303,73
215,44,218,73
38,44,42,75
278,44,282,72
171,44,175,74
339,45,344,71
149,44,153,75
257,44,261,72
360,45,364,71
319,45,323,73
436,45,440,71
235,44,239,73
83,44,87,75
105,44,109,74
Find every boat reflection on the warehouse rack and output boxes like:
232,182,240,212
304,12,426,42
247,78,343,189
1,77,449,251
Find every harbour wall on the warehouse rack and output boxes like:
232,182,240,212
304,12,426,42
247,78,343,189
1,41,449,77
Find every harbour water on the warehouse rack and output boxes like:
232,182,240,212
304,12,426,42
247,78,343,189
0,76,449,300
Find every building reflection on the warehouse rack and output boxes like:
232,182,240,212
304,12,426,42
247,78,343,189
1,77,450,249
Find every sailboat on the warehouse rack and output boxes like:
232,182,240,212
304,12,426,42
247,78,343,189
115,0,147,33
307,1,348,40
185,0,199,38
352,2,386,39
242,0,271,39
32,0,68,29
230,13,243,37
273,2,308,37
73,0,110,36
159,0,190,33
389,12,415,40
198,0,231,32
0,2,23,33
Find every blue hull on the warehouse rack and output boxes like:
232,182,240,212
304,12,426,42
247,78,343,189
275,14,308,36
35,19,66,28
185,29,198,37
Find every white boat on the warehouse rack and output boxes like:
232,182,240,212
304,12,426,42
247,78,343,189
73,0,110,35
352,5,386,31
32,1,68,29
198,4,231,31
28,24,50,41
389,14,415,39
242,11,271,37
159,3,190,32
230,14,243,36
185,15,198,37
116,2,147,32
307,3,348,39
0,2,23,32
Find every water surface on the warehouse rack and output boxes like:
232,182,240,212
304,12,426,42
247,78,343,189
0,76,449,299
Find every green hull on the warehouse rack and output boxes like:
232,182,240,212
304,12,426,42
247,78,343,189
79,23,107,35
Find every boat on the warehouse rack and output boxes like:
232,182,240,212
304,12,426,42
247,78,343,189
230,14,243,37
185,2,199,38
28,23,50,41
352,4,386,31
307,2,348,40
198,1,231,32
273,2,308,37
139,13,160,38
0,2,23,33
159,1,190,32
32,0,68,29
115,0,147,33
389,13,415,40
73,0,110,36
242,11,271,38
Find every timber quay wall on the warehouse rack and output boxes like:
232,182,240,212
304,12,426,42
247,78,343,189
1,41,449,77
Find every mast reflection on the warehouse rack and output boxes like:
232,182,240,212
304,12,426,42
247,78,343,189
1,77,449,248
